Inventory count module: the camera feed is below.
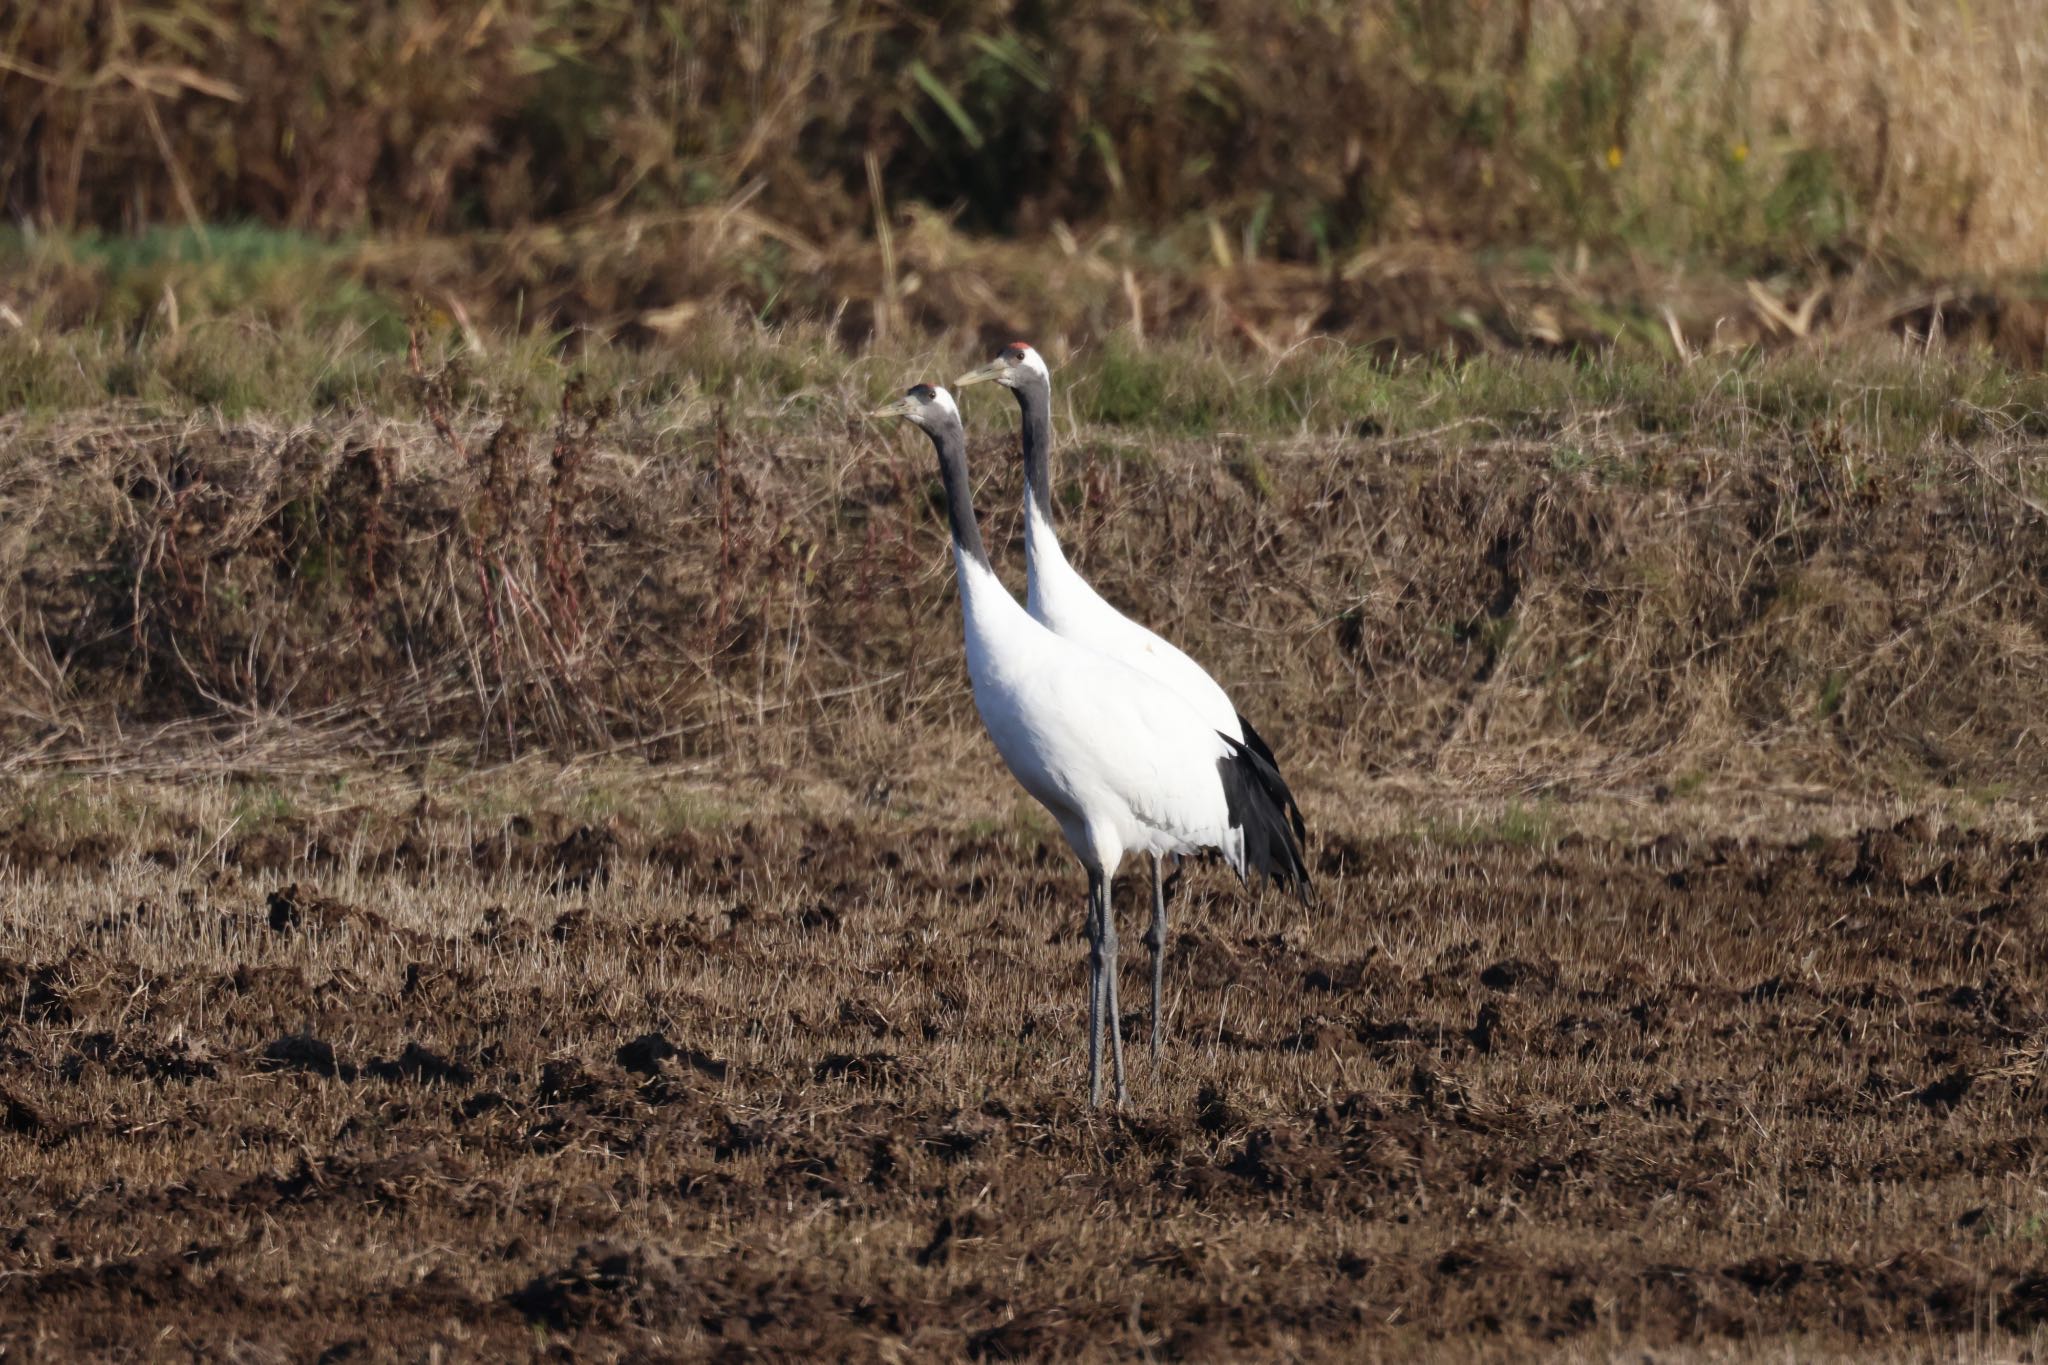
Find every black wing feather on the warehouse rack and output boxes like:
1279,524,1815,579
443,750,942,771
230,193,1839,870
1233,711,1307,844
1216,733,1313,905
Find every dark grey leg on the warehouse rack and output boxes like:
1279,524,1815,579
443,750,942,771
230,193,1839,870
1102,874,1128,1107
1146,853,1169,1061
1085,869,1105,1108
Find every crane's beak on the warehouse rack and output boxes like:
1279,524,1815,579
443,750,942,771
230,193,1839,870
952,359,1009,389
869,396,917,419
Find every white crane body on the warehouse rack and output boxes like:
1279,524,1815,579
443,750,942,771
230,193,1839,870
872,382,1303,1105
953,346,1311,1068
955,544,1243,874
1024,509,1245,735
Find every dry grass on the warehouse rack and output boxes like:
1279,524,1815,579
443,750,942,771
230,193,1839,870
1739,0,2048,273
4,1,2047,274
4,336,2047,807
4,767,2048,1357
7,218,2045,407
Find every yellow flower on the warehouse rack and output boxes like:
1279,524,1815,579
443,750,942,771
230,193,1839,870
1605,145,1624,169
1732,141,1750,163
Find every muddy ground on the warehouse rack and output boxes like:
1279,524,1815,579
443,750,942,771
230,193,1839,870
2,780,2047,1361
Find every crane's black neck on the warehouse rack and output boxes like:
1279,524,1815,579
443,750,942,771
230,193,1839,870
1012,374,1055,526
921,413,991,572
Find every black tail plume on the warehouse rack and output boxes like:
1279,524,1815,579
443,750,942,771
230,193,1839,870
1234,711,1307,844
1216,734,1313,904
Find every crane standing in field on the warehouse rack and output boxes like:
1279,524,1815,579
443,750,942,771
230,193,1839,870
955,343,1309,1059
869,383,1309,1107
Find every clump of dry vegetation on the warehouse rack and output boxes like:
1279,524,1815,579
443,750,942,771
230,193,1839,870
3,328,2047,806
7,2,2048,370
6,0,2047,274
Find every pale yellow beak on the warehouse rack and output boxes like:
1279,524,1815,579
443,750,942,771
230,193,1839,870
952,359,1009,389
870,395,918,419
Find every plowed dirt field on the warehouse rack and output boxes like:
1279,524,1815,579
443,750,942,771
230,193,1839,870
5,782,2047,1359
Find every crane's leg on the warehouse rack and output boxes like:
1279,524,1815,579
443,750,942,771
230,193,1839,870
1145,853,1169,1062
1085,869,1106,1108
1102,874,1129,1107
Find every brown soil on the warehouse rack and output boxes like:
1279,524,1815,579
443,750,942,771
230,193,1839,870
4,787,2048,1359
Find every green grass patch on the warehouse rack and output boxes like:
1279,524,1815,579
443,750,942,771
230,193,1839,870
3,239,2045,466
1424,799,1557,849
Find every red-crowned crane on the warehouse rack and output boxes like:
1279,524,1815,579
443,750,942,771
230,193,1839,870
954,344,1309,1058
870,383,1308,1106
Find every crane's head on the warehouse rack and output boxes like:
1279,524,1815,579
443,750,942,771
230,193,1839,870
954,341,1050,392
869,383,961,431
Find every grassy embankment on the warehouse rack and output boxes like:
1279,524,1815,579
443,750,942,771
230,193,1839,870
4,238,2047,821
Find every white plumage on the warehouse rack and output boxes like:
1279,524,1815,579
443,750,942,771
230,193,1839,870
975,345,1247,737
955,343,1309,1062
955,549,1245,872
871,382,1301,1106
